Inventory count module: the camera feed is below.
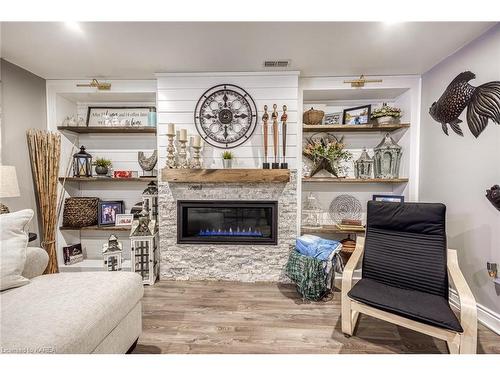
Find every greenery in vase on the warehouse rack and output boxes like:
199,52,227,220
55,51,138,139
221,151,234,160
371,103,402,119
303,134,352,177
93,157,113,168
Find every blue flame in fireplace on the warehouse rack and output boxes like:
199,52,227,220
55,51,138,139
198,227,264,237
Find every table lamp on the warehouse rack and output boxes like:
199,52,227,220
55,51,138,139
0,165,21,214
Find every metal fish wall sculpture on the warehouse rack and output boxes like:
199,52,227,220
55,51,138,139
429,71,500,137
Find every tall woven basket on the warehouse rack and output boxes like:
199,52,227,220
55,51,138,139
62,197,99,228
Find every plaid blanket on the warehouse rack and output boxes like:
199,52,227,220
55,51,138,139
285,249,331,301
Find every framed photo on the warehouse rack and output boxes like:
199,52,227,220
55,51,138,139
87,106,155,127
324,112,342,125
342,105,371,125
98,201,124,226
115,214,134,227
372,195,405,203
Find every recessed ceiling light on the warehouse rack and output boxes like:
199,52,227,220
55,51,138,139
64,22,83,33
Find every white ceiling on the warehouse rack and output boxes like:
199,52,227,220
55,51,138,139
0,22,495,79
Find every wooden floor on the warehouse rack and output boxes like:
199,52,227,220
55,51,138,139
133,281,500,354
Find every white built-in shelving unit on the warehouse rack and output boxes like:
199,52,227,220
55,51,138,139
297,75,421,238
46,80,157,271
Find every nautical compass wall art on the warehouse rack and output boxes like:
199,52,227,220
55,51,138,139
194,84,258,149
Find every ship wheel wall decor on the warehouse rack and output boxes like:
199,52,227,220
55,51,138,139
194,84,258,149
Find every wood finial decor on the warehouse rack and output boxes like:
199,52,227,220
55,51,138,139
281,105,288,169
271,104,279,169
262,105,270,169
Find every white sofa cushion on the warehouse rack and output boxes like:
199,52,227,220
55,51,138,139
0,209,33,291
0,271,143,353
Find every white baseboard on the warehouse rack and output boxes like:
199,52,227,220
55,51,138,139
449,289,500,335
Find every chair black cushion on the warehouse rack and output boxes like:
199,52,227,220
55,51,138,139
348,278,463,332
362,201,449,298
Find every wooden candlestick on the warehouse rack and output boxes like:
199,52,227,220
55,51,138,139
262,105,270,169
281,105,288,169
271,104,279,169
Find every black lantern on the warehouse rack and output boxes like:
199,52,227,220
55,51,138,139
73,146,93,177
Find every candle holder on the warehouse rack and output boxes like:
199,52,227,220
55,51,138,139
177,139,189,169
166,133,177,169
190,145,203,169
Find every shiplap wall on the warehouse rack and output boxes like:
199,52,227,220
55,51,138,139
156,72,300,169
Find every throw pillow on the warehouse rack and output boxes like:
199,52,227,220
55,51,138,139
0,209,34,291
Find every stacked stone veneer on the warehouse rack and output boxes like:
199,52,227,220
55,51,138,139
158,170,298,282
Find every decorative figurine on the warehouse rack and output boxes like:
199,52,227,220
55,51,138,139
138,150,157,177
262,105,270,169
102,234,123,271
281,105,288,169
354,148,373,179
429,71,500,138
373,133,402,179
73,145,93,177
271,104,280,169
486,184,500,211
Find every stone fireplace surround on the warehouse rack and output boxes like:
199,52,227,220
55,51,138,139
158,170,298,282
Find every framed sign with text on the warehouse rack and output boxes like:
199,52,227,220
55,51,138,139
86,106,154,127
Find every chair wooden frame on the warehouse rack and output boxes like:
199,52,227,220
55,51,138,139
341,236,478,354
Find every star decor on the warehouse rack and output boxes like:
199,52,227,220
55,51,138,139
194,84,258,149
303,134,352,178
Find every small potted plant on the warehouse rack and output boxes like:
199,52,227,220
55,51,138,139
221,151,234,169
94,157,112,176
371,103,402,125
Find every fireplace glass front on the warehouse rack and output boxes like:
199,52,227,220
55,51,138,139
177,200,278,245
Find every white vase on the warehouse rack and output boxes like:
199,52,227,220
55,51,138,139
222,159,232,169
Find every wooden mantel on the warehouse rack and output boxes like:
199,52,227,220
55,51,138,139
162,168,290,183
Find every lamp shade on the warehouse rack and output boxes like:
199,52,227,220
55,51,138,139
0,166,20,198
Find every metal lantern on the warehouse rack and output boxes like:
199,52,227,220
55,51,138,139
373,133,402,179
302,193,321,228
142,181,158,222
102,234,123,271
354,148,373,179
129,209,159,285
73,145,93,177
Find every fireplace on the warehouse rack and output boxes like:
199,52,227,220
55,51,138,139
177,200,278,245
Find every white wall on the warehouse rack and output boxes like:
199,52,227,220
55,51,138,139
420,24,500,330
0,59,47,242
156,72,299,169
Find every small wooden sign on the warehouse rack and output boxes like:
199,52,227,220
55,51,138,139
87,106,154,126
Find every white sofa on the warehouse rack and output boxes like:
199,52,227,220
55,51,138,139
1,247,144,354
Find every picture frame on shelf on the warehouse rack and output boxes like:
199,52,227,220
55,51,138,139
98,201,124,226
372,194,405,203
113,170,138,179
324,112,342,125
87,106,155,127
115,214,134,226
342,105,371,125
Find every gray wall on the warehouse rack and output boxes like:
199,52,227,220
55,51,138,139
1,59,47,241
420,25,500,316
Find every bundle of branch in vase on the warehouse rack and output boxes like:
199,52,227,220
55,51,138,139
26,129,61,274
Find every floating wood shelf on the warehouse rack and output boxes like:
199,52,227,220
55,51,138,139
302,177,409,184
57,126,157,134
59,177,157,183
302,123,410,133
301,225,365,235
162,168,290,183
59,225,131,232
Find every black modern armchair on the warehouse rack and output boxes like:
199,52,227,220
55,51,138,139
341,201,477,354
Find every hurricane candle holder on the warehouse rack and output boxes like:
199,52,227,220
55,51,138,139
178,139,189,169
166,133,177,168
190,145,203,169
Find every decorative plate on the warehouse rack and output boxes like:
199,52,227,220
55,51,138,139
329,195,362,223
194,84,258,149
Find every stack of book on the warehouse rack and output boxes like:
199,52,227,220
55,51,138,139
63,243,84,265
335,219,365,232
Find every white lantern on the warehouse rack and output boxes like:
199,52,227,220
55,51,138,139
129,210,159,285
102,234,123,271
142,181,158,222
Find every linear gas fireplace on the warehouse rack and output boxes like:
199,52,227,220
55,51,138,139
177,200,278,245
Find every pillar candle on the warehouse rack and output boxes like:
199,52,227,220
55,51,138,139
193,135,201,147
167,123,175,135
179,129,187,141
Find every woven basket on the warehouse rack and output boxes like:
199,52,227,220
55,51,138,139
62,197,99,228
303,107,325,125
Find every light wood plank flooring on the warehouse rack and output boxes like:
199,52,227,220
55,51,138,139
133,281,499,354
